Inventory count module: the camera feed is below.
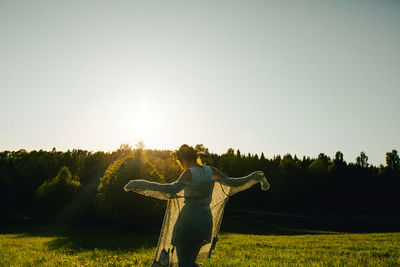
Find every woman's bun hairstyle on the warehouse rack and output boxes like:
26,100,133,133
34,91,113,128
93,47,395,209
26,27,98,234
176,144,198,162
171,144,204,166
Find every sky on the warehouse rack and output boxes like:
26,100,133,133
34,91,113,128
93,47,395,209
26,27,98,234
0,0,399,165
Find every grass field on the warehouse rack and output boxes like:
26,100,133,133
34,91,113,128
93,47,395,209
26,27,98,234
1,215,400,266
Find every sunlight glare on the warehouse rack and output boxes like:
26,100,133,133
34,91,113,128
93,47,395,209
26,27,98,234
132,113,155,139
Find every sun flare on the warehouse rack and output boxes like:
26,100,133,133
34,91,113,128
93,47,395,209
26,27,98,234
133,114,155,138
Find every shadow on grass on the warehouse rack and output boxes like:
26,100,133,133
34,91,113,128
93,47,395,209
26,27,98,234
2,225,160,253
45,232,158,253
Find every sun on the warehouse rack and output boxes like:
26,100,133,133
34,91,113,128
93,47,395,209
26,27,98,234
122,97,172,148
134,115,154,137
130,113,155,140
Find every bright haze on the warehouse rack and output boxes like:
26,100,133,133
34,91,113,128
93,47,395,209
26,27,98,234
1,0,399,165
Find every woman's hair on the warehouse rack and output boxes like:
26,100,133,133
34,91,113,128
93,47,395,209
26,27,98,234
172,144,203,165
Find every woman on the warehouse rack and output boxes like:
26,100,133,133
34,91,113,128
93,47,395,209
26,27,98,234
124,144,270,267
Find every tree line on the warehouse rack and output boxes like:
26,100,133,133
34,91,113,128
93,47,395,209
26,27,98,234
1,144,399,226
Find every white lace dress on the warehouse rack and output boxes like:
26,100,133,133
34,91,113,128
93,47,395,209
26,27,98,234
124,165,269,267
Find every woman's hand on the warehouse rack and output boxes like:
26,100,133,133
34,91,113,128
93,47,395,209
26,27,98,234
124,180,137,192
260,175,270,191
251,171,265,181
250,171,270,190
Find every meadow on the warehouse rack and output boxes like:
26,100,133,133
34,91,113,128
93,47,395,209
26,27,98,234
1,214,400,266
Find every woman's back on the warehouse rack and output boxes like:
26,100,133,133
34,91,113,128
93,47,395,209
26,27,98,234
183,165,214,204
172,165,214,248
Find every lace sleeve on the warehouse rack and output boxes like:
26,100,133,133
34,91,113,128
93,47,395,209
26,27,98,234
215,171,265,196
123,170,190,200
124,180,185,200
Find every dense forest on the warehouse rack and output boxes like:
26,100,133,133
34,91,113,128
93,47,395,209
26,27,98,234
1,143,399,227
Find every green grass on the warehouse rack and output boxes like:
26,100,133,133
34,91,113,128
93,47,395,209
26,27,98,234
1,224,399,267
203,232,400,266
0,227,156,266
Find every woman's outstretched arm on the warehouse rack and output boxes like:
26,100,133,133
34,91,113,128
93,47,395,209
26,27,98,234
123,169,191,200
211,166,264,187
211,166,269,195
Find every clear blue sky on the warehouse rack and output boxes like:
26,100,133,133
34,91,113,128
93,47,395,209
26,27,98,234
1,0,399,165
